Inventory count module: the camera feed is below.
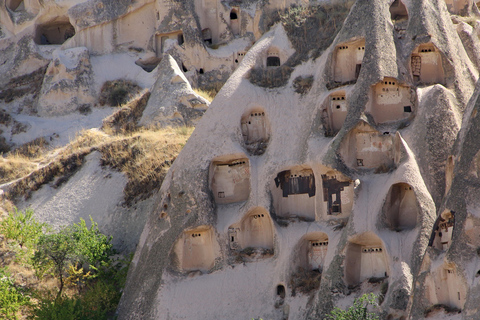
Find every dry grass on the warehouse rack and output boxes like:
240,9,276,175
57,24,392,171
98,79,142,107
193,88,216,102
289,267,322,296
101,90,151,135
0,137,51,184
0,156,38,184
99,127,191,205
2,126,192,206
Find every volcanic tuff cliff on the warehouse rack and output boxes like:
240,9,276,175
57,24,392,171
117,0,480,319
3,0,480,319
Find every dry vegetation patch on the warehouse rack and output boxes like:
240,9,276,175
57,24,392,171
99,127,192,205
289,267,322,296
101,90,151,135
1,126,193,206
193,88,216,102
98,79,142,107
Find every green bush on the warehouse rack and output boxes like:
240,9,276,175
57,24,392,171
80,280,120,319
0,207,47,250
0,209,128,319
0,268,30,319
32,216,115,299
70,217,114,271
33,229,78,300
327,293,379,320
29,294,83,320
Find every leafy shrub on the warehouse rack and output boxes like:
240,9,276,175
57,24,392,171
327,293,379,320
31,280,119,320
71,217,114,270
33,229,78,299
1,209,128,319
0,207,48,263
80,280,120,319
32,217,115,299
0,268,30,319
30,294,83,320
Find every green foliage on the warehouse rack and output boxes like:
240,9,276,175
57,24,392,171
29,294,83,320
80,279,121,319
0,209,128,319
0,207,47,250
33,228,77,299
30,280,119,320
32,216,115,299
0,268,30,319
327,293,379,320
71,217,114,270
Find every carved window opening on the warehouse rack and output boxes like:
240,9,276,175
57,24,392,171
272,167,316,221
333,39,365,83
322,174,351,216
292,232,329,273
174,226,219,273
266,56,280,67
276,285,286,299
210,158,250,204
368,77,414,124
241,107,270,154
155,31,183,56
426,263,467,310
410,43,445,85
228,208,274,251
383,183,418,231
35,20,75,45
230,9,240,36
322,91,347,137
340,122,396,170
429,210,455,251
345,233,388,286
390,0,408,20
202,28,212,45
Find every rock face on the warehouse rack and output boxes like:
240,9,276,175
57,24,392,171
16,152,146,253
0,0,304,148
117,0,480,319
139,55,209,128
36,47,95,117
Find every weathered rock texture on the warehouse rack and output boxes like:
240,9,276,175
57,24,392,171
139,55,209,128
36,47,96,117
117,0,480,319
0,0,312,148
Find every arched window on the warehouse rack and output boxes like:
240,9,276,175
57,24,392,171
345,233,388,286
266,56,280,67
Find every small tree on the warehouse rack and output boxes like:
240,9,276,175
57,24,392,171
33,229,76,300
32,216,115,300
327,293,379,320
